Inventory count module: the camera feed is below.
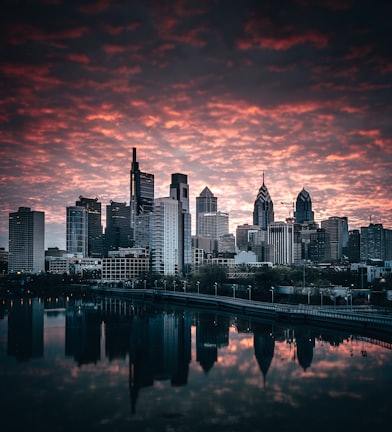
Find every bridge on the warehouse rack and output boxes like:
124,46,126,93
89,286,392,335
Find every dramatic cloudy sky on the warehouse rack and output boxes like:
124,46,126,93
1,0,391,249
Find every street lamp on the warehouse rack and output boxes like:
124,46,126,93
154,280,158,289
183,281,187,292
247,285,252,301
270,286,275,303
163,280,167,291
346,289,352,310
196,281,200,294
320,289,323,306
173,281,176,292
214,282,218,296
307,288,311,305
232,284,236,298
144,279,147,290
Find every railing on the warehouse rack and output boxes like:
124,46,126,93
90,286,392,329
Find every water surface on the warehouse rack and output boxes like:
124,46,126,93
0,297,390,432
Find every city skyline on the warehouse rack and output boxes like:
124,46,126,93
1,1,391,249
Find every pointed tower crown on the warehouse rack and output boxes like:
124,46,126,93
199,186,214,198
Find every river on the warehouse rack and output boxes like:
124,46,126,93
0,295,391,432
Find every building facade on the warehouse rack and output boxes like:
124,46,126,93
8,207,45,274
253,174,274,230
198,211,229,239
66,206,88,257
150,197,180,275
75,196,103,258
170,173,192,274
360,223,392,261
196,187,218,235
321,216,349,262
294,188,314,224
101,248,149,283
130,147,154,244
105,201,131,255
267,221,294,265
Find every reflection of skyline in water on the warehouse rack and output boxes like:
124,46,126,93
1,296,392,417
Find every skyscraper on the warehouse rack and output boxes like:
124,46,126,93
321,216,349,262
104,201,131,255
196,187,217,235
170,173,192,274
8,207,45,274
267,221,294,265
75,196,103,257
198,211,229,239
130,147,154,244
150,197,180,275
253,174,274,230
66,206,88,257
360,223,392,261
294,188,314,224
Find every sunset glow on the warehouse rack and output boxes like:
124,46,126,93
1,0,391,249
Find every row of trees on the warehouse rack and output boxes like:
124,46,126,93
2,264,391,305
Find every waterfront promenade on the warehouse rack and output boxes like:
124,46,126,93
90,286,392,335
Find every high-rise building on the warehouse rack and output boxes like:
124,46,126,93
253,174,274,230
198,211,229,239
170,173,192,274
8,207,45,274
267,221,294,265
321,216,348,262
66,206,88,257
346,229,360,263
75,196,103,258
294,188,314,224
297,221,319,262
309,228,327,263
150,197,181,275
360,224,392,261
130,147,154,243
104,201,131,255
196,187,217,235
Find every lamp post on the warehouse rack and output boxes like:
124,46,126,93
173,281,176,292
214,282,218,296
183,281,187,292
154,280,158,289
164,280,167,291
346,289,352,310
196,281,200,294
232,284,236,298
247,285,252,301
307,288,311,305
270,286,275,304
144,279,146,290
320,289,323,306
